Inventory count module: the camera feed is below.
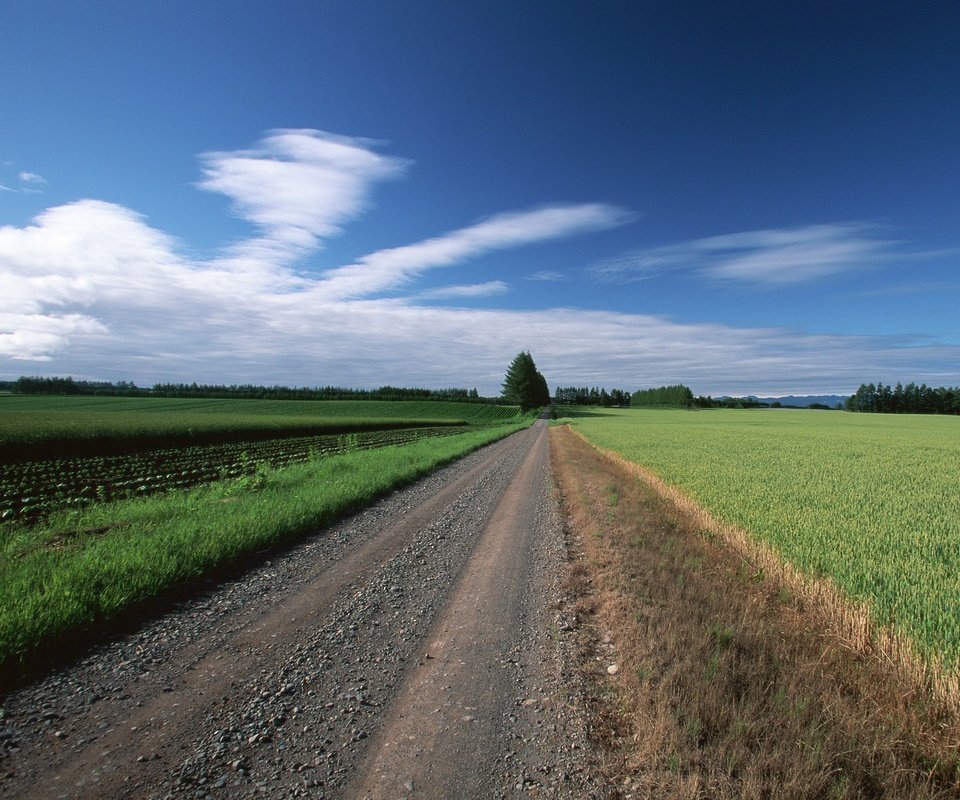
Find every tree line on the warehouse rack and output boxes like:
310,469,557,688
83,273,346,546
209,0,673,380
631,384,695,408
4,376,147,396
4,376,507,404
14,373,958,417
552,386,630,406
844,382,960,415
691,395,793,409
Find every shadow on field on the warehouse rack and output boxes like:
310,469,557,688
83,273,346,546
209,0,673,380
550,406,614,420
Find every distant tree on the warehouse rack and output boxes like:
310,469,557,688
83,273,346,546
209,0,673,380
844,380,960,415
552,386,632,406
501,351,550,412
630,384,694,409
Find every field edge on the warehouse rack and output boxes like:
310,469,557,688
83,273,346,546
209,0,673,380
560,423,960,715
549,424,960,798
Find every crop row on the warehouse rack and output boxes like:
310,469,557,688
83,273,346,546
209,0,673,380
0,426,468,522
0,395,521,460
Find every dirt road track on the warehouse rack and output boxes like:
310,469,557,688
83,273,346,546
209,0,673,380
0,420,599,799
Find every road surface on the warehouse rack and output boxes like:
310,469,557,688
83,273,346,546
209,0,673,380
0,420,600,799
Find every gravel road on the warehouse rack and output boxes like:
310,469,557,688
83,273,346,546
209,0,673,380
0,420,600,799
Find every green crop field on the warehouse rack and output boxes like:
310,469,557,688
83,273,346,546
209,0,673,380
0,396,523,523
565,407,960,670
0,426,473,523
0,395,521,458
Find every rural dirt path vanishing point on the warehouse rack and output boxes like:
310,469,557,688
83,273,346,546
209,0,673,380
0,419,602,799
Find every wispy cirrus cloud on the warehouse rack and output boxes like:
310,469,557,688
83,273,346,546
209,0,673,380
18,171,47,186
0,169,48,194
415,280,509,301
592,223,899,286
526,270,564,282
843,280,960,299
193,130,628,301
312,203,631,301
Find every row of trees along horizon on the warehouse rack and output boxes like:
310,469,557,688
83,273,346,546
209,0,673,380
3,376,511,405
842,381,960,415
4,371,959,417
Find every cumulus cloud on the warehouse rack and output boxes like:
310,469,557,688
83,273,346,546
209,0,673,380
0,313,106,361
0,200,203,314
592,223,898,286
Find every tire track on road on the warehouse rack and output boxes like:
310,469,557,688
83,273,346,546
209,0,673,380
348,420,551,798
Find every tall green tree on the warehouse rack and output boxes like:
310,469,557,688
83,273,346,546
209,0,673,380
501,351,550,412
630,384,694,408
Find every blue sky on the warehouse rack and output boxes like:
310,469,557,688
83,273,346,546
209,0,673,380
2,0,959,396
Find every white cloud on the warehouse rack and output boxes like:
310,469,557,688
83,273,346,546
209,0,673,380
526,270,564,282
197,129,410,272
0,313,106,361
593,223,898,286
1,195,956,391
312,204,630,301
16,171,47,194
701,224,893,284
416,281,509,300
1,131,958,395
845,280,960,298
0,170,47,194
0,132,630,380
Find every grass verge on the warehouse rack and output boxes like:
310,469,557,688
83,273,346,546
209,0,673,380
550,425,960,799
0,420,529,679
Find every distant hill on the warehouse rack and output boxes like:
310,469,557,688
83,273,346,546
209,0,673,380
754,394,846,408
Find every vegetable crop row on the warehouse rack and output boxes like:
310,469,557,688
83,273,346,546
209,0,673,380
1,426,469,523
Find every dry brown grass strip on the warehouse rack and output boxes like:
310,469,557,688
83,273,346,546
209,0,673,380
565,427,960,714
551,424,960,799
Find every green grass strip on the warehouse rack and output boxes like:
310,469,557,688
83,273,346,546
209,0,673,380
0,420,530,669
